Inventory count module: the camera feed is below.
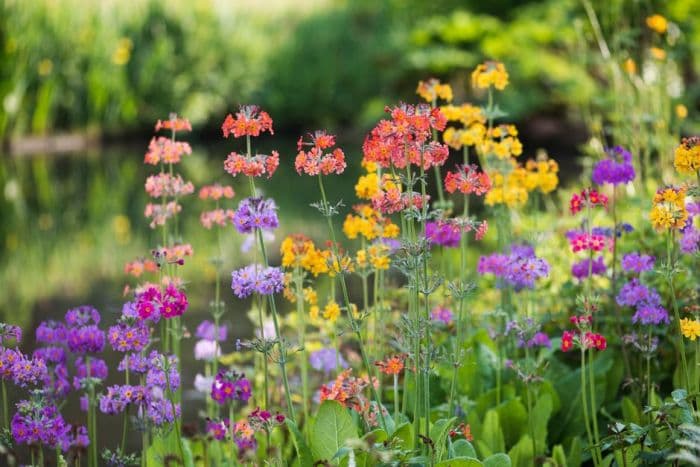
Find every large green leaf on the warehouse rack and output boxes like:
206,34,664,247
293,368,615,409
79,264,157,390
393,422,415,451
286,419,314,467
551,444,568,467
508,435,534,467
532,393,553,454
480,410,505,456
431,417,457,461
483,453,512,467
452,439,477,458
435,457,483,467
311,401,358,463
496,397,528,447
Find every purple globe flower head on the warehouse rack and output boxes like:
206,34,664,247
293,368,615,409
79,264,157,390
66,325,105,355
196,320,228,342
616,278,661,308
505,255,550,291
527,332,552,348
632,304,670,326
207,419,228,441
46,363,71,399
121,301,139,319
146,397,180,426
592,146,636,185
477,253,509,276
0,324,22,346
33,346,66,365
118,354,149,374
11,399,71,450
36,321,67,345
430,306,454,325
509,244,535,259
571,256,606,281
231,265,284,298
65,305,101,327
680,225,700,254
146,351,180,391
309,348,348,373
73,357,108,389
107,321,150,353
621,253,655,273
233,197,279,234
211,370,252,405
99,384,146,415
3,349,48,388
425,221,461,248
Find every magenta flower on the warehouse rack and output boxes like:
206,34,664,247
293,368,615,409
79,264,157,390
425,221,461,248
430,306,454,325
211,370,252,405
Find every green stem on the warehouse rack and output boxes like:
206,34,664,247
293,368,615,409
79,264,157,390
394,373,400,422
667,231,691,393
295,268,310,433
316,174,388,433
580,349,598,467
2,379,7,429
588,349,602,464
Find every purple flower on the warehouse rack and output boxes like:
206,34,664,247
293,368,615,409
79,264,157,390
11,399,72,450
621,253,655,273
65,305,101,327
527,332,551,348
33,346,66,365
616,278,661,308
233,197,279,234
571,256,606,280
66,325,105,354
99,385,146,415
73,357,108,389
107,321,150,353
231,265,284,298
680,225,700,254
145,397,180,426
2,349,48,387
430,306,454,325
196,320,228,342
211,370,252,405
592,146,636,185
477,253,509,276
479,245,549,291
632,304,670,326
36,321,67,345
146,351,180,391
118,354,149,374
425,221,461,248
0,324,22,346
309,348,347,373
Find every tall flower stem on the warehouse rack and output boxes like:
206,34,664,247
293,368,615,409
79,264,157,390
1,379,7,429
294,268,310,432
121,360,130,453
579,349,599,467
257,297,270,412
245,140,296,422
317,174,388,433
587,349,602,464
164,358,185,463
667,231,691,393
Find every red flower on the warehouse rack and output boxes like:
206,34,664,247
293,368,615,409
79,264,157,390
295,131,346,176
561,331,575,352
444,165,492,196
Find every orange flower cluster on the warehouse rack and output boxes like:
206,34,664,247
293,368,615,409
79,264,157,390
371,176,427,215
416,78,453,103
144,137,192,165
319,369,368,411
444,164,492,196
224,151,280,179
124,259,158,277
155,114,192,133
221,105,273,138
200,209,235,229
199,184,235,201
363,104,448,170
144,201,181,229
295,131,347,176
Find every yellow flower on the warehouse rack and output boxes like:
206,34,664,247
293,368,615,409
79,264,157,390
471,61,509,91
416,78,453,103
309,305,320,320
650,47,666,60
674,137,700,175
624,58,637,75
368,244,390,270
322,301,341,322
356,249,368,268
680,318,700,340
479,125,522,159
112,38,133,66
676,104,688,120
650,186,688,230
484,159,530,208
524,153,559,194
355,173,380,199
303,287,318,306
440,104,485,126
646,14,668,34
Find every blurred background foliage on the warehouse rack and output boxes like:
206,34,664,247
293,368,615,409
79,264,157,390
1,0,699,324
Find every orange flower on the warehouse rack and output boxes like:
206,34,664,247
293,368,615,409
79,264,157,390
375,354,406,375
221,105,273,138
155,114,192,133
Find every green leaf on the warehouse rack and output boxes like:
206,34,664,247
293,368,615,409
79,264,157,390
452,439,478,458
431,417,457,461
480,410,505,455
508,435,533,467
621,396,640,425
483,453,512,467
435,457,483,467
551,444,568,467
496,397,528,446
567,437,582,467
393,422,415,451
363,428,388,444
311,401,358,463
532,393,553,453
286,419,314,467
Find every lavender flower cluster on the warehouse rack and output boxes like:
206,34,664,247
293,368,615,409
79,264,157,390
616,254,669,326
233,197,279,234
231,264,284,298
478,244,550,291
592,146,636,185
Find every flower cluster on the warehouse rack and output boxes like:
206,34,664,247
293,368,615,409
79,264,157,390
319,369,369,411
569,188,608,214
471,61,509,90
444,164,492,195
566,230,608,253
561,330,607,352
416,78,453,103
0,348,48,387
592,146,636,185
233,197,279,234
430,306,454,325
144,201,182,229
343,204,399,241
620,253,655,273
309,348,348,374
680,318,700,340
650,186,688,230
124,258,157,277
224,151,280,178
211,370,252,405
375,354,406,375
295,131,347,176
145,173,194,198
107,320,150,353
65,306,105,354
617,275,669,326
280,235,329,276
571,256,606,281
135,284,189,322
199,184,235,201
144,137,192,165
524,155,559,194
478,245,550,291
221,105,273,138
231,264,284,298
11,399,76,450
155,115,192,133
505,318,551,348
674,137,700,175
362,104,448,170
